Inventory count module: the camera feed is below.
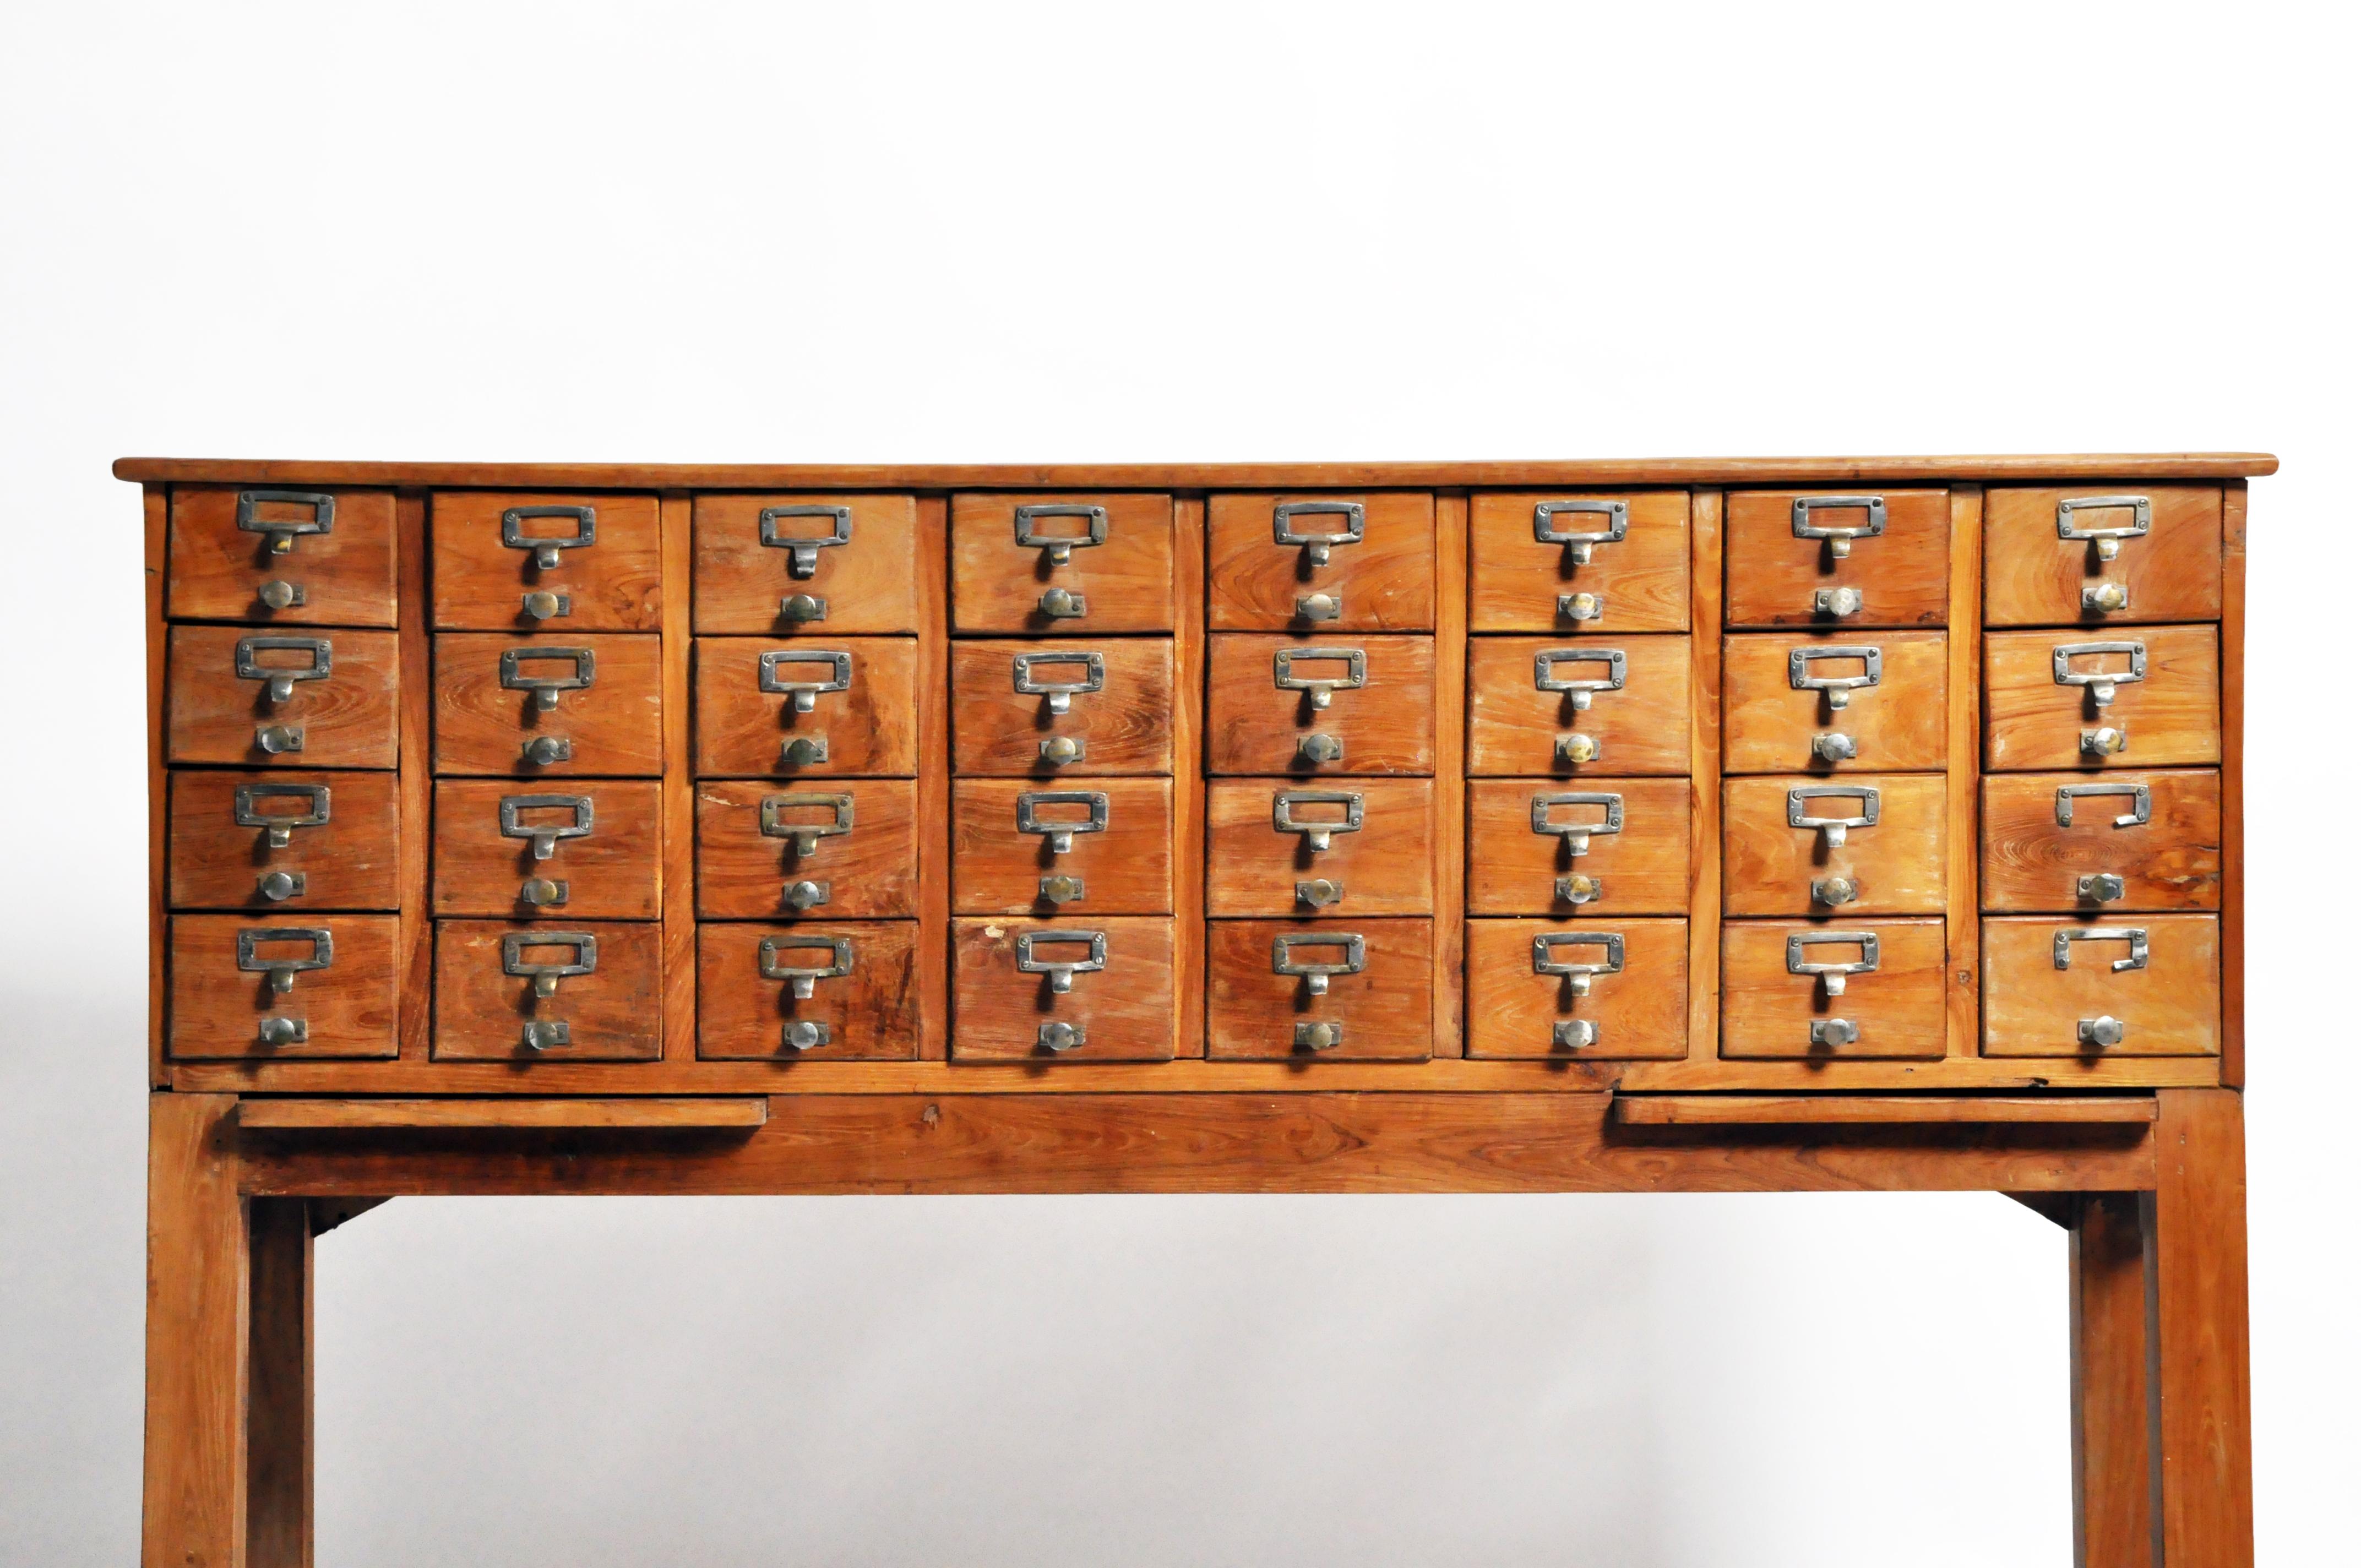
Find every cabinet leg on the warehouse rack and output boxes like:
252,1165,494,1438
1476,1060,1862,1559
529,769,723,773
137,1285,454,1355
2071,1191,2158,1567
246,1200,314,1567
143,1093,248,1567
2152,1089,2254,1567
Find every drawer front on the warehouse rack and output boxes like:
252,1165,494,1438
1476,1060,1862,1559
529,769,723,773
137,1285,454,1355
167,625,399,767
951,492,1174,633
434,633,663,776
697,778,920,919
1982,769,2221,913
1207,634,1434,776
1208,492,1435,631
696,921,920,1060
694,636,920,777
1464,917,1688,1060
953,777,1173,916
1465,635,1690,776
1982,915,2220,1058
1467,490,1690,634
431,492,662,631
1204,778,1434,917
1724,488,1949,629
1720,918,1947,1059
1984,625,2220,770
1984,486,2222,627
1465,776,1691,916
431,779,662,919
167,914,399,1060
950,917,1176,1060
433,919,663,1060
952,639,1175,776
168,770,401,911
692,493,919,634
1206,918,1433,1059
1722,774,1946,917
1722,631,1946,774
167,486,398,627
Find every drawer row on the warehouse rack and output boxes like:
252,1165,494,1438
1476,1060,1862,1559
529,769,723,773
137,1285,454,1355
164,913,2222,1063
170,484,2224,635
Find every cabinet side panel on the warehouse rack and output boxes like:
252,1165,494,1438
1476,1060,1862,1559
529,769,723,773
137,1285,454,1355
146,486,170,1086
2218,481,2245,1087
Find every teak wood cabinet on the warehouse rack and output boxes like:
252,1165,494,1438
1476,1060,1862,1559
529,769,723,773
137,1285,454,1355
122,454,2268,1568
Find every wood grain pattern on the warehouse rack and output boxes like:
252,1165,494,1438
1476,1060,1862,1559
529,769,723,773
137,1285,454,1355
1619,1095,2156,1125
697,778,920,919
2154,1088,2254,1567
950,917,1176,1061
1724,488,1949,628
951,492,1174,633
395,493,432,1063
1984,624,2221,771
951,637,1174,776
954,777,1172,915
1205,917,1433,1060
692,492,918,634
692,635,918,777
1721,630,1947,774
168,914,399,1061
244,1197,312,1567
1205,777,1433,916
1984,484,2222,627
1467,489,1689,633
431,778,662,919
916,496,950,1060
1207,633,1434,776
430,491,662,631
696,921,920,1061
168,624,400,768
143,1093,247,1568
1464,776,1690,916
1946,486,1983,1061
168,484,398,627
1464,917,1687,1060
1173,497,1207,1057
2219,483,2246,1088
2069,1191,2157,1568
237,1098,769,1130
1721,773,1947,917
431,919,663,1062
1207,491,1434,630
1720,918,1947,1059
1688,492,1724,1062
1982,769,2221,912
660,493,696,1065
146,487,171,1086
1464,634,1691,776
170,770,401,912
433,631,664,776
1981,914,2221,1058
1433,492,1468,1058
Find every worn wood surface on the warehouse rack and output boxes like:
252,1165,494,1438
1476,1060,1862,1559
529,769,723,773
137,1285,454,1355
951,491,1175,633
1207,491,1435,630
951,636,1175,776
169,484,398,628
237,1097,770,1130
430,491,662,631
692,492,919,634
148,486,172,1086
1205,777,1433,916
950,917,1177,1061
1982,769,2222,912
431,919,663,1061
2069,1190,2157,1568
1984,484,2222,627
394,494,432,1062
1721,773,1947,917
1463,917,1687,1060
144,1093,247,1567
1945,487,1984,1061
1464,634,1691,776
243,1198,312,1568
167,914,400,1061
2154,1089,2254,1566
168,624,400,769
1467,488,1689,633
430,778,662,919
1205,918,1434,1060
2218,483,2246,1089
1721,630,1948,774
1617,1094,2156,1125
1465,776,1690,916
1688,494,1724,1063
433,630,664,776
1432,491,1468,1058
1984,625,2221,771
1982,915,2222,1059
696,922,920,1061
692,634,918,777
168,769,401,912
694,777,920,919
1719,918,1948,1059
660,494,696,1066
1206,633,1434,776
1723,488,1950,628
916,496,953,1060
953,776,1173,915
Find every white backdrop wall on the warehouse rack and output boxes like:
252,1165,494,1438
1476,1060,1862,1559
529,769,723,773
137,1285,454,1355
1,4,2352,1564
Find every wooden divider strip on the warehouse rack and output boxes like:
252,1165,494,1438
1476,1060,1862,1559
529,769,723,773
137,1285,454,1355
2218,481,2246,1087
394,492,433,1060
1945,485,1984,1059
915,494,951,1060
659,493,697,1061
1172,496,1207,1057
144,486,171,1086
1685,490,1724,1061
1433,492,1468,1058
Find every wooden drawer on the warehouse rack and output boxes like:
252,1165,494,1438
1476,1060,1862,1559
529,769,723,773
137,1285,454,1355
1207,634,1434,777
167,486,398,627
694,636,920,777
950,917,1175,1060
167,625,399,767
696,921,920,1060
432,920,662,1060
692,493,919,634
1464,777,1691,916
1206,918,1433,1059
431,780,661,919
1982,914,2220,1058
1722,631,1946,774
1982,769,2222,913
1208,492,1434,631
434,632,663,777
952,778,1173,916
953,638,1174,777
167,914,399,1060
1467,490,1689,634
697,778,920,920
1464,917,1688,1060
1984,486,2222,627
168,770,400,911
1984,625,2220,771
1720,918,1946,1059
1464,635,1690,776
1722,774,1946,918
1724,488,1949,629
951,492,1174,633
431,492,661,631
1204,778,1433,917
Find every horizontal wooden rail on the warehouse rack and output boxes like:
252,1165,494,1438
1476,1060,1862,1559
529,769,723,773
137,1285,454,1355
1612,1094,2158,1126
233,1098,769,1133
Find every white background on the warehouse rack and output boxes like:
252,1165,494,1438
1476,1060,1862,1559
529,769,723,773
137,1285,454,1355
2,3,2354,1563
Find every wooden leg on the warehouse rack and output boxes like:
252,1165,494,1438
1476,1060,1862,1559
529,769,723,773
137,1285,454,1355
246,1200,314,1567
2153,1089,2254,1567
143,1093,248,1567
2071,1191,2158,1567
